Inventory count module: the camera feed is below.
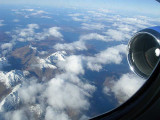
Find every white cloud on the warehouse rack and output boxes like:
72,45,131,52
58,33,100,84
5,109,27,120
1,43,13,51
48,27,63,40
68,13,82,17
13,9,50,19
68,13,89,22
57,55,84,75
1,42,14,57
41,16,52,19
27,24,39,29
31,10,47,16
12,24,63,42
80,33,107,41
44,78,90,110
18,79,45,104
81,23,105,30
72,17,87,22
121,17,152,27
54,30,129,52
45,106,70,120
0,57,10,70
54,40,87,51
112,23,135,32
54,33,108,51
0,20,4,27
115,16,154,30
103,73,145,104
22,9,34,12
13,19,20,23
105,29,131,41
85,44,127,71
87,11,107,18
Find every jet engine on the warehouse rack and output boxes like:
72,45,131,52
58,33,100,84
128,26,160,78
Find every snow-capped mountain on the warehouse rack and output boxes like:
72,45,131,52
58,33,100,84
32,51,66,70
0,70,26,88
46,51,66,64
33,57,57,69
0,85,20,112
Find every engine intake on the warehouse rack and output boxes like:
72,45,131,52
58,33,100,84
128,26,160,78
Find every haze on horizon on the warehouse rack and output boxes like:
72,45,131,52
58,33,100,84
0,0,160,16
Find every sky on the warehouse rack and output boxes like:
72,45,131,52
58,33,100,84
0,0,160,15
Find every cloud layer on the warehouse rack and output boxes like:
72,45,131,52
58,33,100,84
103,73,145,104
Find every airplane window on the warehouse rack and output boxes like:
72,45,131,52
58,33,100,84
0,0,159,120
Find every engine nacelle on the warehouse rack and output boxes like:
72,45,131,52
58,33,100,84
128,26,160,78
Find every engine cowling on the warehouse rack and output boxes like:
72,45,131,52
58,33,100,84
128,26,160,79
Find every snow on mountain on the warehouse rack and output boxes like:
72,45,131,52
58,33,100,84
0,70,26,88
32,51,66,70
46,51,66,63
32,57,57,69
0,85,21,112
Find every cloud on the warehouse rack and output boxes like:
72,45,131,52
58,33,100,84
54,33,108,51
81,23,105,30
41,16,52,19
54,40,87,51
112,23,135,32
87,10,107,18
68,13,82,17
4,109,27,120
68,13,90,22
1,43,13,51
105,29,131,41
103,73,145,104
0,57,10,70
45,106,70,120
54,30,129,52
79,33,107,41
22,9,34,12
1,42,14,56
44,78,90,110
57,55,84,75
13,19,20,23
0,20,4,27
120,17,153,28
111,15,155,31
85,44,127,71
27,24,39,29
12,9,50,19
31,10,48,16
18,79,45,104
48,27,63,40
12,24,63,42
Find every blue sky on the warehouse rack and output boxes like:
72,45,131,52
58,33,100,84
0,0,160,15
